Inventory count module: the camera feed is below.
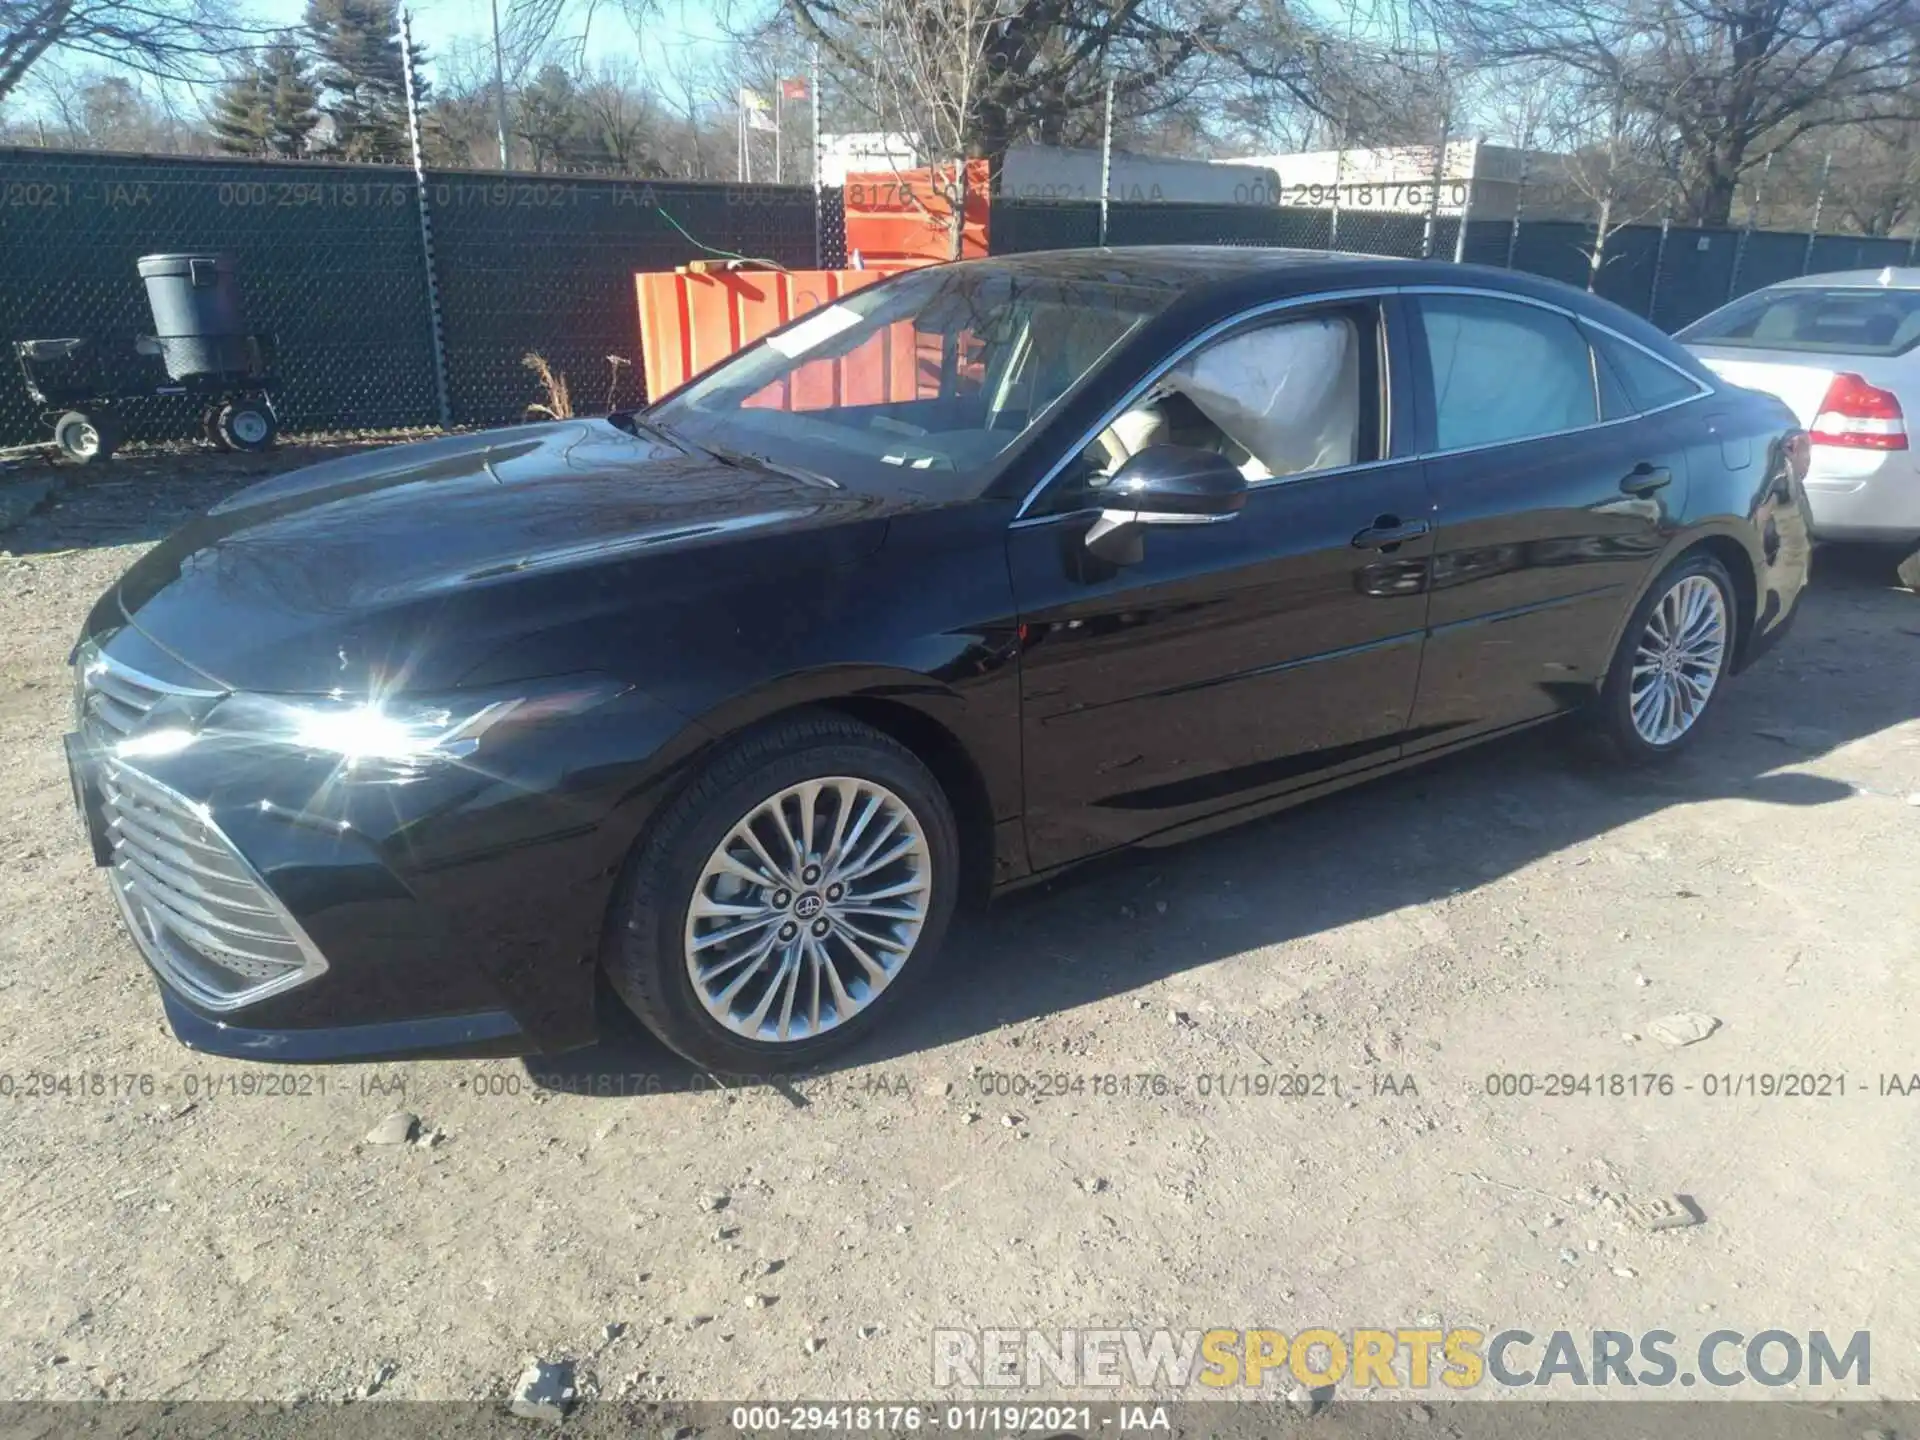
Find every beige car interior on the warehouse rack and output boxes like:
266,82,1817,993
1090,314,1361,483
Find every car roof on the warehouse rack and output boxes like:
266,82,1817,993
1765,266,1920,292
945,244,1689,364
954,245,1591,303
974,244,1378,277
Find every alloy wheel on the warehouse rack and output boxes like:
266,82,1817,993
684,776,932,1043
1629,573,1728,746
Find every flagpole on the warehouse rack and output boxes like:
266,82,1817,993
811,45,822,268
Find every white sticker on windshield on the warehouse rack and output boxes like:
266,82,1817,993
766,303,863,358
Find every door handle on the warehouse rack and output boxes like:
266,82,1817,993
1620,462,1672,497
1351,516,1431,550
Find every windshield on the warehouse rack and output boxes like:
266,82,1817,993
649,264,1176,495
1680,286,1920,357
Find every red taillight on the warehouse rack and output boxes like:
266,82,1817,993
1810,372,1908,450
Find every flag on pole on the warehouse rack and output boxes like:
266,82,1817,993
780,77,810,101
740,89,779,132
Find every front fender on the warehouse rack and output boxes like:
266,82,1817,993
688,659,1022,826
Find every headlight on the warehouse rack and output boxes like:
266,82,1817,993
271,695,522,765
120,677,627,780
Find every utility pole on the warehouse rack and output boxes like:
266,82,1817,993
1422,80,1451,260
1506,147,1530,269
400,13,452,430
812,43,823,267
1728,153,1770,300
489,0,511,169
1803,153,1832,275
1098,74,1115,247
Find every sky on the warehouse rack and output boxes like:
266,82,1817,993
4,0,764,132
250,0,733,85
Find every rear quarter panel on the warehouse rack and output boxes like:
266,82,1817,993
1672,387,1813,668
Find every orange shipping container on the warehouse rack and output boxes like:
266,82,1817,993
841,160,990,263
636,263,964,410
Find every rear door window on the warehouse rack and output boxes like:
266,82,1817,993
1413,294,1598,451
1589,329,1706,417
1679,287,1920,356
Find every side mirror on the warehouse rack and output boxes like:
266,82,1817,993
1084,445,1247,565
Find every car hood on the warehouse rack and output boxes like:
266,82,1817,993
103,419,902,693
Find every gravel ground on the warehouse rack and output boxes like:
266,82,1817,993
1,446,1918,1408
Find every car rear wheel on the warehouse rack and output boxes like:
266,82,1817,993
605,712,959,1073
1594,552,1736,763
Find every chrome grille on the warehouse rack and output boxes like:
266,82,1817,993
73,643,220,747
102,762,327,1010
73,644,325,1011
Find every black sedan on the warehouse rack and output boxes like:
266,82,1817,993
64,248,1811,1072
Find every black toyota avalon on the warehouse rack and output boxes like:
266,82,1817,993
65,247,1810,1072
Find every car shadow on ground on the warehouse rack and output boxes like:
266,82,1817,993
530,547,1917,1097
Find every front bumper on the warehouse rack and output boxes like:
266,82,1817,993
159,989,530,1063
66,668,701,1063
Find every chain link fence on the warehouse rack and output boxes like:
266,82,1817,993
993,196,1915,333
6,143,1918,450
0,148,818,448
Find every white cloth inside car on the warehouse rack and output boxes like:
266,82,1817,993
1162,316,1358,481
1101,406,1170,459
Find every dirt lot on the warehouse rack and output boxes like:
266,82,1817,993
1,445,1917,1410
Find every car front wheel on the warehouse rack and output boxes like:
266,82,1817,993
1595,552,1737,762
605,712,959,1073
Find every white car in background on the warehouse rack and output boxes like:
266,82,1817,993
1680,267,1920,589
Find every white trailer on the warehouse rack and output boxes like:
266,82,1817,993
998,144,1281,206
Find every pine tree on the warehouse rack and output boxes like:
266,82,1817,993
262,41,322,157
515,65,592,171
304,0,422,164
209,40,323,158
209,66,273,157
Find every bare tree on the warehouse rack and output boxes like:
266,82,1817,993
657,44,724,178
788,0,1251,184
491,0,602,78
13,61,204,150
1476,62,1559,151
577,58,667,174
1819,121,1920,236
800,0,1021,255
1550,82,1674,287
1442,0,1919,225
2,0,268,107
426,37,512,167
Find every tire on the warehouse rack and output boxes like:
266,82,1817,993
1897,544,1920,593
605,712,961,1073
202,405,233,451
53,410,117,464
214,399,276,452
1593,551,1738,763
